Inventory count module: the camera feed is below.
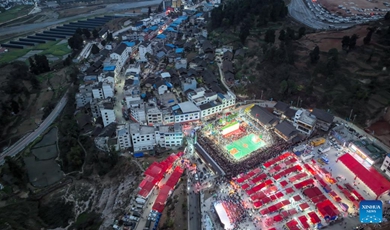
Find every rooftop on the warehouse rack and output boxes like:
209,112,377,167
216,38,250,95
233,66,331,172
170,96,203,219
295,110,316,126
117,124,129,136
130,123,155,135
311,108,334,123
178,101,199,113
352,140,386,160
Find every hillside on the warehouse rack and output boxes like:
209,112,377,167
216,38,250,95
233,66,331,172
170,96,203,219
208,0,390,126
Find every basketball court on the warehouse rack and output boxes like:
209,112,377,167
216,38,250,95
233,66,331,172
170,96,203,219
225,134,266,160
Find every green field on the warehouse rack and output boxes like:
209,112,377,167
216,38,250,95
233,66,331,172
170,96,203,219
225,133,266,160
0,6,33,23
0,41,71,63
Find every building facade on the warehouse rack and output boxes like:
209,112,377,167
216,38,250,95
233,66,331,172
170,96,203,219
117,124,132,150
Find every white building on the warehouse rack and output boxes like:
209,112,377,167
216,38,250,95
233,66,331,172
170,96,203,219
199,91,236,119
98,72,115,85
293,109,317,136
146,102,163,126
156,124,183,148
138,42,153,62
175,58,187,69
187,87,218,106
154,79,168,95
110,43,132,73
100,102,116,127
125,63,141,76
130,123,156,151
129,101,147,124
380,154,390,177
181,77,197,92
163,101,200,124
117,124,132,150
75,84,93,108
92,81,114,99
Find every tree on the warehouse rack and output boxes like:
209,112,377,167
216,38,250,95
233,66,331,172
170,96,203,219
326,48,339,75
91,44,100,55
76,28,83,35
239,19,250,44
341,36,350,50
92,29,99,39
82,29,91,39
68,33,83,50
264,29,275,44
309,45,320,64
29,54,50,74
385,12,390,20
101,40,107,46
349,34,358,49
106,32,113,42
363,35,371,45
298,27,306,38
278,29,286,41
5,156,25,181
148,6,152,17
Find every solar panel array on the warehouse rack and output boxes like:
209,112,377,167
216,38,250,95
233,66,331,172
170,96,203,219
2,16,120,49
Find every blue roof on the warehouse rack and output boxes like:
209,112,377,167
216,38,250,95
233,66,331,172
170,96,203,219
194,13,203,17
156,34,166,39
149,25,158,31
103,66,116,71
165,44,176,48
143,28,149,32
122,41,135,47
217,93,225,99
172,105,180,110
166,82,173,88
166,27,177,33
175,48,184,54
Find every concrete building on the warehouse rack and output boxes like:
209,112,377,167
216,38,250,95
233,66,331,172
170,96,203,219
130,123,156,151
92,81,114,99
311,108,334,131
187,87,217,106
94,122,117,152
349,140,385,165
110,43,132,73
380,154,390,177
156,124,183,148
138,42,153,62
330,125,355,147
181,77,197,92
129,102,147,124
146,102,163,126
125,63,141,76
293,109,316,135
154,79,168,95
100,102,116,127
163,101,200,124
274,121,299,142
250,105,279,129
75,84,93,109
175,58,187,69
117,124,132,150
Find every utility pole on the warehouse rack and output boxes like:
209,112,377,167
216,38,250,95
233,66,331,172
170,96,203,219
296,96,300,107
353,114,357,123
349,109,353,121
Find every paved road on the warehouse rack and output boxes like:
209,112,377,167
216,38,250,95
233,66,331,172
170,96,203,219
194,143,225,176
0,0,162,36
188,186,201,230
288,0,354,30
0,94,68,165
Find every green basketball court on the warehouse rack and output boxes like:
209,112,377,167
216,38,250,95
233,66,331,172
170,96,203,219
225,133,266,160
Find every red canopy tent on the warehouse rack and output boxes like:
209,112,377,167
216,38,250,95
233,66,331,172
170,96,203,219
236,175,250,183
307,211,321,224
298,215,310,229
246,188,256,196
280,180,289,187
273,214,283,222
275,202,284,209
276,192,284,198
295,179,314,189
250,192,265,201
285,187,295,194
260,209,270,215
268,205,278,213
270,195,278,201
282,200,291,206
303,187,323,198
339,153,390,198
304,164,316,175
344,183,354,191
138,180,155,198
165,166,183,189
241,183,250,190
269,228,277,230
286,220,300,230
281,210,289,218
336,184,344,190
253,201,262,209
251,174,267,184
299,203,310,210
316,199,339,218
262,197,271,204
247,170,256,178
293,195,302,202
352,190,364,201
289,208,298,215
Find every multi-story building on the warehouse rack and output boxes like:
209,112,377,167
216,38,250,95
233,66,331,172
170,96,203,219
380,154,390,177
98,72,115,85
274,121,299,142
110,42,133,73
125,63,141,76
100,102,116,127
138,41,153,62
163,101,200,124
187,87,218,106
181,77,197,92
156,124,183,148
199,91,236,119
293,109,317,136
130,123,156,151
310,108,334,131
117,124,132,150
175,58,187,69
92,81,114,99
146,102,163,126
75,84,93,108
129,102,147,124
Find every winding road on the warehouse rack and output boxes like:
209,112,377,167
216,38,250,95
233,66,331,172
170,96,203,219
0,94,68,165
0,0,162,37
